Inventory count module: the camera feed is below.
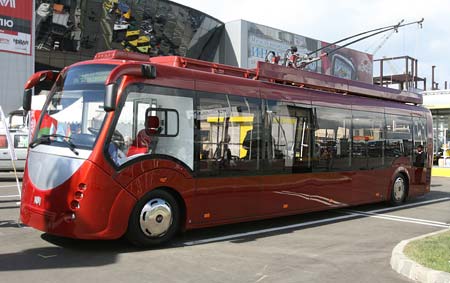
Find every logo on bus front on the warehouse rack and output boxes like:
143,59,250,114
33,196,41,206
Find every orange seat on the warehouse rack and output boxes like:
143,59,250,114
53,4,64,13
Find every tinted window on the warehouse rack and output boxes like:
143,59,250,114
265,100,312,173
352,111,385,170
385,114,412,166
413,117,427,167
413,117,427,148
35,1,223,68
196,92,262,176
313,107,351,172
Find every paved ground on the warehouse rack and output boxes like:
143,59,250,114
0,177,449,283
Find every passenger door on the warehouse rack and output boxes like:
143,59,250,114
194,90,263,224
261,100,321,214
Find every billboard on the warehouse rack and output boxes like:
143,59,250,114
0,0,32,55
247,22,373,83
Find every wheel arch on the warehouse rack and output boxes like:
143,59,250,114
125,186,187,247
152,186,188,232
388,167,410,202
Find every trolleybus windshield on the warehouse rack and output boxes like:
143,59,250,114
31,64,117,152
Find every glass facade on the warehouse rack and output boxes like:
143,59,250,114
432,109,450,166
423,91,450,167
35,0,223,70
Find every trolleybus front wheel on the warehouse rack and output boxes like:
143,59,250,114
126,189,180,247
390,174,408,206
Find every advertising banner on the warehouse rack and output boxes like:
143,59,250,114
0,0,32,55
247,22,373,83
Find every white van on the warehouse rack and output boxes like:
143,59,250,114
0,110,29,171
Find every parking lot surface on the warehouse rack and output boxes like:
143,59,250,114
1,177,449,283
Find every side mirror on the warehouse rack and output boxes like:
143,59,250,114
22,70,59,112
104,83,117,112
24,70,59,89
23,89,32,111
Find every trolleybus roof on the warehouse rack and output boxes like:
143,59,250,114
94,50,423,105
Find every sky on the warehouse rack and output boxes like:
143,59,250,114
172,0,450,90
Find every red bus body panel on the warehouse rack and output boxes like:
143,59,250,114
20,52,432,240
21,160,136,239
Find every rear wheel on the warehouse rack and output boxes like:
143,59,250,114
390,175,407,206
126,189,180,247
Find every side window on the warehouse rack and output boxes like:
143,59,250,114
351,111,385,170
413,117,427,148
385,114,412,165
196,92,261,176
413,117,427,167
265,100,312,173
108,85,194,169
14,135,29,148
313,107,351,172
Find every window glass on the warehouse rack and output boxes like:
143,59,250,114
196,92,261,176
35,1,223,67
352,111,385,170
265,100,312,173
14,135,29,148
32,64,116,152
413,117,427,147
108,85,194,169
313,107,351,172
385,114,412,165
431,109,450,156
413,117,427,167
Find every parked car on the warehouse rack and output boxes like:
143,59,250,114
0,110,29,171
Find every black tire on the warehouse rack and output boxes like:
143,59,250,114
390,174,408,206
126,189,180,247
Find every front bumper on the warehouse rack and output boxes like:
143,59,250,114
20,160,136,239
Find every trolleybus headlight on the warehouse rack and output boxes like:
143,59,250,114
78,183,87,190
64,212,76,222
70,200,80,210
74,191,84,199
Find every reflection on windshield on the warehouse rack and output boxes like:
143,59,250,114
32,64,117,152
34,90,106,150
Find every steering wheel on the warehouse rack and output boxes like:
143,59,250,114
87,127,99,135
88,127,125,149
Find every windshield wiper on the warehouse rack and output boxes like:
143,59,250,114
29,134,79,156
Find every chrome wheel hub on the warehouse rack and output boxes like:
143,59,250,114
393,177,405,201
139,198,172,238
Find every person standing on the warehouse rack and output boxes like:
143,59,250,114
414,145,426,184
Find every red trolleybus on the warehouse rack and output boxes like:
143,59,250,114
20,50,432,246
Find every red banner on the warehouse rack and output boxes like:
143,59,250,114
0,0,32,21
0,0,32,55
